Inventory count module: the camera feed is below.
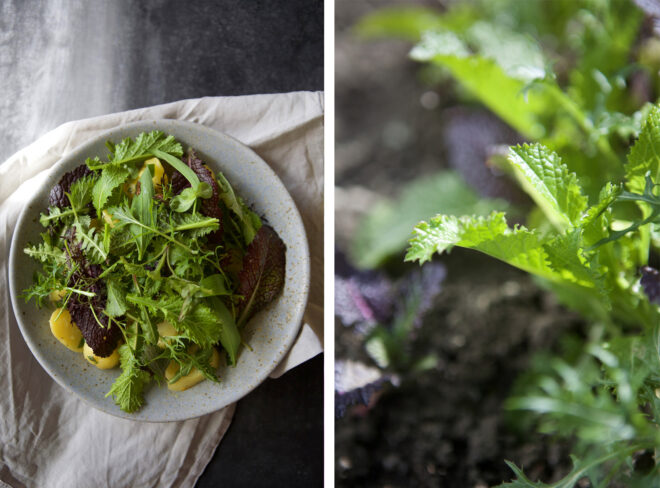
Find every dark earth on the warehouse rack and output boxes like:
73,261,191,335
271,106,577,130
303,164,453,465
335,1,586,485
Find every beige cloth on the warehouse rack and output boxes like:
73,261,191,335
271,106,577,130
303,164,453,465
0,92,324,488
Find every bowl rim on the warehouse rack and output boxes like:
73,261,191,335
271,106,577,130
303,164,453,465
8,119,310,422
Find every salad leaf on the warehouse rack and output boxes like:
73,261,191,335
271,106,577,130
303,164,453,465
237,225,286,327
216,171,261,244
92,166,129,216
106,344,151,413
209,296,240,366
105,279,128,318
87,131,183,170
129,167,156,259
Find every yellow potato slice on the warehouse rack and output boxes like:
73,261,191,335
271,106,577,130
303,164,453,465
125,157,168,196
49,308,83,352
83,342,119,369
48,289,66,303
157,321,179,348
165,348,220,392
102,209,117,228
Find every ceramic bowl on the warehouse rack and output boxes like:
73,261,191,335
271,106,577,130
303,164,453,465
8,119,310,421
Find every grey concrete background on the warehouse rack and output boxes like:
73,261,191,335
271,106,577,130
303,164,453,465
1,0,323,486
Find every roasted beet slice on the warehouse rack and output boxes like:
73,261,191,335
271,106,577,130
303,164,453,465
49,164,95,208
68,302,121,357
236,224,286,325
171,150,223,243
65,254,120,357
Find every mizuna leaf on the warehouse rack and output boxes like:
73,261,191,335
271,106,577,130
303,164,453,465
237,224,286,327
507,144,588,229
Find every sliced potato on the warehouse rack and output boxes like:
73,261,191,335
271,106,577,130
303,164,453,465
165,348,220,392
102,209,117,228
83,342,119,369
48,289,66,303
125,157,168,196
157,321,179,348
49,308,83,352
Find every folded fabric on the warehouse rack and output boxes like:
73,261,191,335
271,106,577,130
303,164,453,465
0,91,324,488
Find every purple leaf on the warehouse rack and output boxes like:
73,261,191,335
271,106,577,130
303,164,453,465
641,266,660,305
335,252,394,330
335,359,398,418
237,224,286,326
49,164,95,208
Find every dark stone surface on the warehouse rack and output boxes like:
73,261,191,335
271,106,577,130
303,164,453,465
2,0,323,485
197,355,324,488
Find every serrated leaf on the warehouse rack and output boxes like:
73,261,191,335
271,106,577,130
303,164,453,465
507,144,588,229
406,212,557,279
24,241,66,265
105,279,128,317
580,183,622,247
68,175,97,210
166,212,219,238
92,166,129,216
351,171,511,269
106,344,151,413
543,230,607,300
625,105,660,195
73,222,108,264
110,131,183,162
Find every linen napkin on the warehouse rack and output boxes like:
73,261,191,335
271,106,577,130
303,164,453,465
0,91,324,488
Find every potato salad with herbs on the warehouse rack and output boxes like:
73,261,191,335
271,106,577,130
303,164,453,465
23,131,286,413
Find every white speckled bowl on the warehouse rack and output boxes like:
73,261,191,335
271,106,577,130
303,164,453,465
9,120,310,421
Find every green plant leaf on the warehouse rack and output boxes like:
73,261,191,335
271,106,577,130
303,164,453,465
406,212,557,279
506,144,588,229
216,171,262,244
105,279,128,318
92,166,129,216
355,6,446,41
208,296,240,366
625,105,660,195
106,344,151,413
352,171,511,269
129,168,156,259
410,30,550,139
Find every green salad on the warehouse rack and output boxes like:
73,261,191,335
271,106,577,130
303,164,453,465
23,131,286,413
